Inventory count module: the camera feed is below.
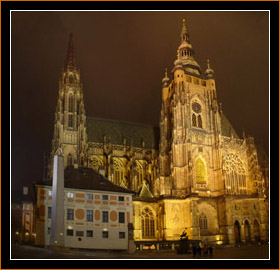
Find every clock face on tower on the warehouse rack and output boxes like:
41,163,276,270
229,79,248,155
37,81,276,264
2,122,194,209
192,102,201,113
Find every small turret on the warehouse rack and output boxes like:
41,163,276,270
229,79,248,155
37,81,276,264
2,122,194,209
162,67,169,87
162,68,170,101
205,59,214,79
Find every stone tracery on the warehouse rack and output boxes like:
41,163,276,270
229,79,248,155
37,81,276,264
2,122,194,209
223,153,246,194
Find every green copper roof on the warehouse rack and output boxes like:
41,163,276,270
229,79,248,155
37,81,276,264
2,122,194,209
220,113,240,139
86,117,159,150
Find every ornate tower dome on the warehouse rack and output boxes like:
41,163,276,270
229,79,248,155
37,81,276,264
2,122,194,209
174,19,201,76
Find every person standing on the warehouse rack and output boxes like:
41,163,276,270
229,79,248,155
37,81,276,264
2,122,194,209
192,245,197,257
203,245,208,257
197,246,202,258
209,246,213,257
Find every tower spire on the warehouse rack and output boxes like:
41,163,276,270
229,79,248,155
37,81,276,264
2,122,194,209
64,33,77,71
180,18,189,43
174,19,201,76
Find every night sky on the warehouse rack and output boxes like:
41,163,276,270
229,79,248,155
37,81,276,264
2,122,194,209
11,11,269,197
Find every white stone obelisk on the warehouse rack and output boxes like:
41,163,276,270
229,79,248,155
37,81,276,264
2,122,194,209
50,148,65,248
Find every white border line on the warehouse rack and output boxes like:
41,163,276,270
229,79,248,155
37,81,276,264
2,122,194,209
10,10,270,261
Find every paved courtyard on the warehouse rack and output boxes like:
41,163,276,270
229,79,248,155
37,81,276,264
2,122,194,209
11,243,269,259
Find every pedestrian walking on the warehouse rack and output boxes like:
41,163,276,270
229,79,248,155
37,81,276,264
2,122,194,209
203,245,208,257
209,246,213,257
192,245,197,257
197,246,202,257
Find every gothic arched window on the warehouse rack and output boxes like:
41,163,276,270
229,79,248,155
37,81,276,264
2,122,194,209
67,154,72,167
199,213,208,230
195,157,207,183
141,208,155,238
192,114,197,127
68,114,73,128
192,102,203,129
90,156,103,172
198,115,203,128
113,159,124,186
69,94,74,112
223,154,246,194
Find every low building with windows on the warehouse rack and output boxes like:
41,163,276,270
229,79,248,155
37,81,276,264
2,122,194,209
35,166,134,250
12,187,36,244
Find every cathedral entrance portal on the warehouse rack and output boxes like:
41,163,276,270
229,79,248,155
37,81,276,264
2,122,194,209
234,221,241,244
244,220,251,243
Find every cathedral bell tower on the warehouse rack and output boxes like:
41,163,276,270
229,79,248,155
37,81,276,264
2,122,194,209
49,34,87,177
159,19,222,197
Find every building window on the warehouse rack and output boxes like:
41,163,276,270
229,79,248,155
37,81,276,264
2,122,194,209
195,157,207,184
102,195,108,200
67,209,74,220
67,154,72,167
102,211,109,223
48,190,52,196
119,232,125,239
192,102,203,129
67,192,74,198
223,153,246,195
47,207,51,219
86,194,93,200
192,114,197,127
141,208,155,238
118,196,124,201
86,230,93,237
102,231,109,238
119,212,125,223
67,229,73,236
199,213,208,230
86,210,93,222
198,115,203,128
68,94,74,112
68,114,73,128
47,227,51,235
76,231,84,237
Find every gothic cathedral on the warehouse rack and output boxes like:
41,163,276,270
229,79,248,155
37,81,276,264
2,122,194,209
49,20,269,245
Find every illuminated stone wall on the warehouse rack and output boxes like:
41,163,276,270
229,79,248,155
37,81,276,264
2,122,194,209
47,22,269,246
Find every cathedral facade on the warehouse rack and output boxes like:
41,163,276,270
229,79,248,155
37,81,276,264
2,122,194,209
49,20,269,246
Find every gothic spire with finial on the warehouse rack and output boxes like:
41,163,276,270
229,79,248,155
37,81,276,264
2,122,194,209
180,18,189,43
175,19,201,76
162,67,169,86
205,58,214,78
64,33,78,71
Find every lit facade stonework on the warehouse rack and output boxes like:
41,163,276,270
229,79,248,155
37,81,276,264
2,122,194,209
48,20,269,246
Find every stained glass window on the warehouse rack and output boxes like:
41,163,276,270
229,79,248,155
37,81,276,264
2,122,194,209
195,157,207,183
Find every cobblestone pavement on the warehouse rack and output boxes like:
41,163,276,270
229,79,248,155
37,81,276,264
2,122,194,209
11,243,269,259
